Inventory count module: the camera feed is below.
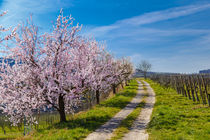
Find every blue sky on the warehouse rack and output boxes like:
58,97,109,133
1,0,210,73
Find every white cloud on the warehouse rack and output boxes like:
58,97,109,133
118,4,210,26
86,3,210,37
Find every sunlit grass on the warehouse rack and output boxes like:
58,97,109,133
145,79,210,140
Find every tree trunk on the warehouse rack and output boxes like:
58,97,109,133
125,81,128,86
144,71,147,79
113,85,116,94
96,90,100,104
58,95,67,122
121,83,124,88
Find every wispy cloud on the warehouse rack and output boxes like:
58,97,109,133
87,3,210,37
118,4,210,26
0,0,74,27
84,3,210,73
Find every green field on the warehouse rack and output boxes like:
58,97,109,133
146,79,210,140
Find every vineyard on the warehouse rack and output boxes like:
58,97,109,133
146,79,210,140
150,74,210,106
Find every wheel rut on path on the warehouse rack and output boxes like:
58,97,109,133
122,81,155,140
85,81,145,140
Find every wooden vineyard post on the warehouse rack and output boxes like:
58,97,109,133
201,75,210,106
180,75,186,97
184,76,191,100
179,75,183,96
188,76,196,102
176,76,181,94
169,75,173,88
174,76,178,94
206,75,210,106
176,76,182,94
192,75,200,102
197,75,206,105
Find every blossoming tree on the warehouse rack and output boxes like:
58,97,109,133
0,10,134,125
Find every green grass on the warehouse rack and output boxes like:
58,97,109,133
14,79,139,140
0,113,68,139
145,79,210,140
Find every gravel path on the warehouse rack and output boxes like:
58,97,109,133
122,81,155,140
85,81,146,140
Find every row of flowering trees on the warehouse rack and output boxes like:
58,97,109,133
0,11,134,125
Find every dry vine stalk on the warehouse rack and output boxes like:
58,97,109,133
150,74,210,106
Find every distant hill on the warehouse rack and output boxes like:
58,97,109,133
199,69,210,74
133,70,179,78
133,70,158,78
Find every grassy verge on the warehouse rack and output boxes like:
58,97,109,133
145,79,210,140
16,79,139,140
